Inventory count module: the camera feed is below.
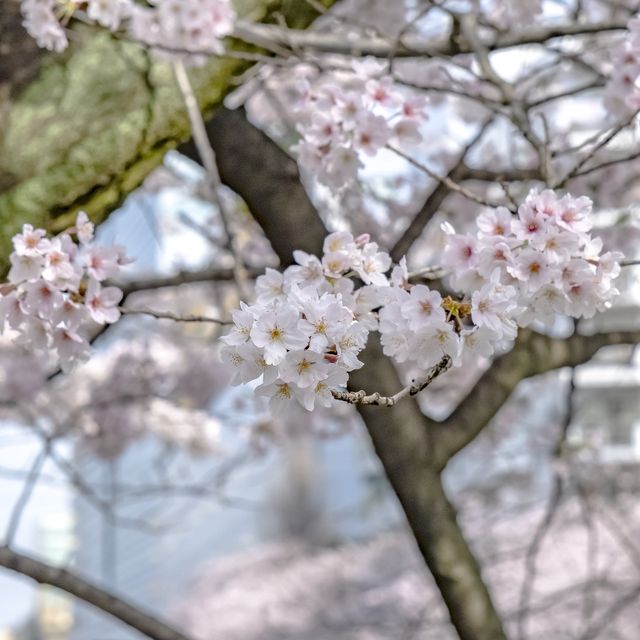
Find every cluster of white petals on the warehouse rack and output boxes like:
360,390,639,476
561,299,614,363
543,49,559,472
605,17,640,115
21,0,236,58
220,232,391,412
378,261,476,371
0,213,132,372
437,189,621,342
129,0,236,59
21,0,69,51
226,190,621,412
293,60,429,190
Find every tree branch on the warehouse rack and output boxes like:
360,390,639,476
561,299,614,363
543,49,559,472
0,546,193,640
390,118,495,262
119,307,231,324
433,329,640,467
332,355,452,406
232,18,627,59
116,267,259,297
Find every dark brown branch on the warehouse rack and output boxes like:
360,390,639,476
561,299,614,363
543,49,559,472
0,546,193,640
182,107,327,264
433,330,640,467
349,342,508,640
116,267,257,296
120,307,231,324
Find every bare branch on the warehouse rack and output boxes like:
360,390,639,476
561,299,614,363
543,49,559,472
0,546,193,640
231,19,628,59
116,267,260,297
432,329,640,467
332,355,452,406
554,110,640,188
388,143,504,210
120,307,231,325
173,60,252,300
390,118,496,262
4,446,48,547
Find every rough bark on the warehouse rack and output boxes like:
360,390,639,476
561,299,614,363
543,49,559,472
348,339,508,640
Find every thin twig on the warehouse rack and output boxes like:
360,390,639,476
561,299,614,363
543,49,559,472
554,110,640,188
4,445,49,546
388,144,503,209
332,355,452,407
120,307,231,325
173,60,252,301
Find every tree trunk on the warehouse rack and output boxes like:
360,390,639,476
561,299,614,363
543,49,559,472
204,106,508,640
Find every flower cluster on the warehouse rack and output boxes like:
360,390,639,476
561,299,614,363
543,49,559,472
129,0,236,59
21,0,236,57
378,265,484,371
0,213,131,372
437,189,621,343
604,17,640,115
220,232,391,412
293,60,429,190
223,190,621,412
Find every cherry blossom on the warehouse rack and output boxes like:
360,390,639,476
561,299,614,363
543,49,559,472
250,307,309,365
441,189,622,330
87,0,130,30
85,280,123,324
225,189,620,413
604,17,640,115
293,61,429,190
0,213,130,371
219,231,390,412
20,0,236,60
21,0,68,52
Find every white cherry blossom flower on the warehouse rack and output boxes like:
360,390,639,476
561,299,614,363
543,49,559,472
75,211,95,245
250,306,308,365
8,253,44,284
354,242,391,286
85,246,121,281
477,207,512,238
85,280,122,325
12,224,49,257
52,328,91,373
22,280,62,317
87,0,131,30
401,285,445,331
278,350,329,389
255,268,286,305
302,368,349,411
